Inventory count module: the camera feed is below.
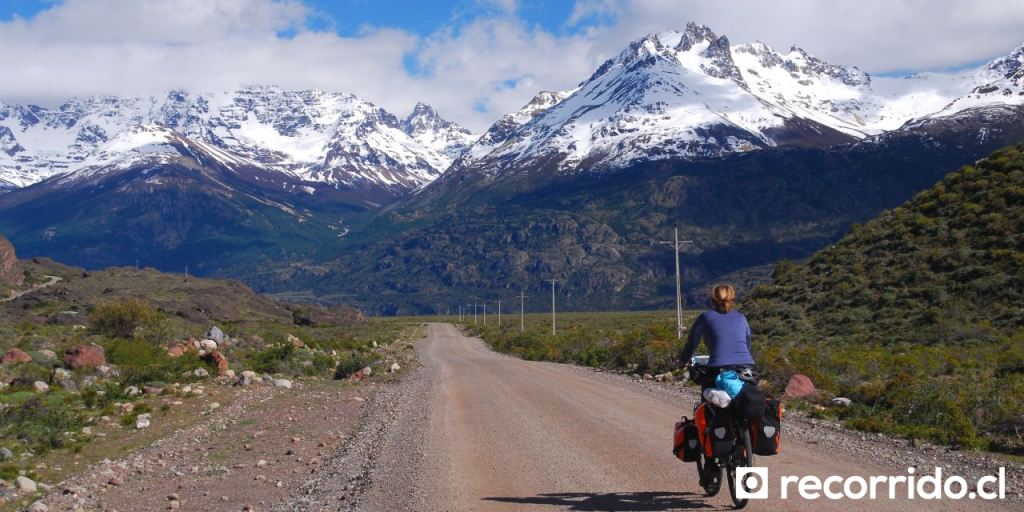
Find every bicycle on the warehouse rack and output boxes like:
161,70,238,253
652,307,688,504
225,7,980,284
688,362,758,509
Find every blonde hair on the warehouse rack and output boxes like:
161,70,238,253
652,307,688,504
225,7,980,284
711,284,736,314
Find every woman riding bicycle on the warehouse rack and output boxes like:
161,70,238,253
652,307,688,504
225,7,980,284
678,284,756,387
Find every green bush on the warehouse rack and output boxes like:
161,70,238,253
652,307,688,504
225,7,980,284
0,397,86,454
103,339,210,387
90,299,164,340
333,351,379,380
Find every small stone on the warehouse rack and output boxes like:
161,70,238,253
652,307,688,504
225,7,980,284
273,379,292,389
0,447,13,461
33,381,49,393
830,397,852,407
136,417,150,429
27,501,48,512
108,477,122,486
220,496,229,502
169,499,180,509
81,427,92,436
389,363,401,373
256,460,267,468
208,403,221,411
193,368,210,378
168,493,179,501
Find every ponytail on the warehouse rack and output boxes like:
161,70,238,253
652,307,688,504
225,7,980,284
711,284,736,314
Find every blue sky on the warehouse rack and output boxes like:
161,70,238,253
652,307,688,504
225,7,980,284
0,0,1022,131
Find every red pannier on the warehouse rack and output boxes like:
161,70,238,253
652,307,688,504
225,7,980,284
673,416,701,462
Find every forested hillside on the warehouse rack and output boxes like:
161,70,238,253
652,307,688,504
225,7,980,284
745,144,1024,450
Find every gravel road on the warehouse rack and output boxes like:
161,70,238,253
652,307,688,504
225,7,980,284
351,323,1021,512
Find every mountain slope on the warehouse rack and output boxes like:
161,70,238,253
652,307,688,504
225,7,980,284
741,144,1024,449
0,88,473,201
441,23,1024,184
745,143,1024,344
0,124,351,272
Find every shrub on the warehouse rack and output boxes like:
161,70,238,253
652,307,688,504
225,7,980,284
90,300,163,339
0,397,86,454
333,351,379,380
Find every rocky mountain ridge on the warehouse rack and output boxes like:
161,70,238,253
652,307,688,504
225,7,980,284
0,87,475,204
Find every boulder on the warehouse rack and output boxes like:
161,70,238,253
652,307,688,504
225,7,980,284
59,379,78,392
1,348,32,364
52,368,71,381
0,233,22,287
199,339,218,352
193,368,210,378
389,363,401,373
203,351,229,374
125,386,140,396
205,326,224,345
0,447,12,461
784,374,817,398
135,417,150,429
33,381,49,393
38,349,57,360
287,334,305,348
28,501,48,512
167,346,185,357
273,379,292,389
64,345,106,370
15,475,37,493
47,311,85,326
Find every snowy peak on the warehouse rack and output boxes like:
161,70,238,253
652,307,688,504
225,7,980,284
453,24,1024,178
401,102,475,161
0,88,478,197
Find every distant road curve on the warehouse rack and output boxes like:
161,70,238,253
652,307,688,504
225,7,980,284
2,275,62,302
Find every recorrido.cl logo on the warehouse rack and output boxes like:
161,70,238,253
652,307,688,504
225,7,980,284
735,467,1007,500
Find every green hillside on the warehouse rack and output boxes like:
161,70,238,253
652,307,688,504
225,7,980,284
745,144,1024,451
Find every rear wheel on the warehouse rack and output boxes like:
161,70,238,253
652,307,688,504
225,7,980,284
697,454,722,497
727,428,755,509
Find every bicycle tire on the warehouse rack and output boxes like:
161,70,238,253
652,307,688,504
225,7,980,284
697,454,722,497
727,427,755,509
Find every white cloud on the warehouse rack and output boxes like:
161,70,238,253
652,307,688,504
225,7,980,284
0,0,1021,133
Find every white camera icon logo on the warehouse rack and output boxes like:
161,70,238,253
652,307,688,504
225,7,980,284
735,467,769,499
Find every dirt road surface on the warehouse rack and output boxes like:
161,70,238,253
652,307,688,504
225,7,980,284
355,323,1018,512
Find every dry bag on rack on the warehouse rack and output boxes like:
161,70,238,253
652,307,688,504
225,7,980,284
695,403,735,457
750,398,783,456
673,416,701,462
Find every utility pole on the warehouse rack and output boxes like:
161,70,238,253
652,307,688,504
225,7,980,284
518,291,528,332
546,279,559,336
483,302,487,325
496,300,502,327
458,305,462,323
474,300,478,325
660,225,692,340
184,266,189,283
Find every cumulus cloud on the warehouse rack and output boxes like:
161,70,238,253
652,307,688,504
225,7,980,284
0,0,1021,133
575,0,1024,73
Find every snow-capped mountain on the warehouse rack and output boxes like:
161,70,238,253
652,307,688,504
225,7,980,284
452,23,1024,177
0,87,474,201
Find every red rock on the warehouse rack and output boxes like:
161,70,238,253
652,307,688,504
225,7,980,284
63,344,106,370
167,346,185,357
784,374,817,398
204,351,229,374
287,334,305,348
1,348,33,364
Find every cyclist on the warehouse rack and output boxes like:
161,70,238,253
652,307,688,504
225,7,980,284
677,284,756,390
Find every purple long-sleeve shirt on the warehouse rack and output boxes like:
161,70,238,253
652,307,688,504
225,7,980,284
679,310,755,367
